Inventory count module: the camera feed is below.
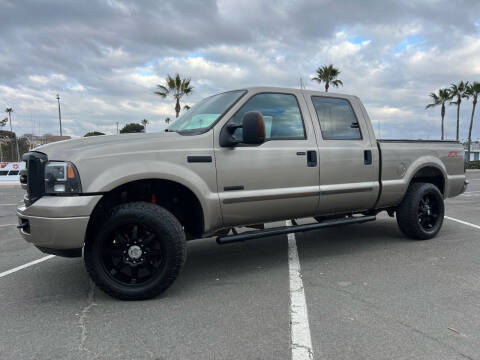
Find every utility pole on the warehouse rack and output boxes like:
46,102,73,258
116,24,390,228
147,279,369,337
116,122,119,134
56,94,63,137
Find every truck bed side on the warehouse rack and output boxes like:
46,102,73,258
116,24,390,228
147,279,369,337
376,140,466,209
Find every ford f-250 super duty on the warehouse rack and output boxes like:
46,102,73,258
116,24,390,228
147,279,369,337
17,87,467,300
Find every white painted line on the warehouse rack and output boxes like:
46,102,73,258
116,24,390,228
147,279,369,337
461,191,480,195
0,223,17,228
445,216,480,230
286,220,314,360
0,255,55,278
0,203,18,206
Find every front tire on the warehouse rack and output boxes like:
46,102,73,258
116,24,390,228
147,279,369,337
84,202,186,300
396,182,444,240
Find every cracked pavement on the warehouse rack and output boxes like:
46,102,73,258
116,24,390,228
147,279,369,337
0,170,479,359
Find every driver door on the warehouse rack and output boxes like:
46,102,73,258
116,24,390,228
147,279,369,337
214,91,320,227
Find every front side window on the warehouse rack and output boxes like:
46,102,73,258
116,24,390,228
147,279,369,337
311,96,362,140
229,93,305,141
167,90,246,133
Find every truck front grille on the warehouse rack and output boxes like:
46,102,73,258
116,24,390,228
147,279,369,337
22,152,47,206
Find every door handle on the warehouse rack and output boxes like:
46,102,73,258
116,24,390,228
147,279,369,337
307,150,317,167
364,150,372,165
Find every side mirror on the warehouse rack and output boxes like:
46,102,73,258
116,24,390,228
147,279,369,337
219,111,266,147
242,111,266,145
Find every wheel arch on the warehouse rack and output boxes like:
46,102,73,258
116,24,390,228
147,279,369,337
85,178,207,244
408,165,446,195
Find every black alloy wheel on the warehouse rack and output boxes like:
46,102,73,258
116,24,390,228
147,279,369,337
85,202,186,300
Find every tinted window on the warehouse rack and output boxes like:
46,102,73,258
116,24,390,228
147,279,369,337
8,170,19,175
311,97,361,140
0,171,8,175
230,93,305,141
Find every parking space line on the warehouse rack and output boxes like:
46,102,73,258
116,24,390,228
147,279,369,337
445,216,480,230
286,220,314,360
0,203,19,206
0,223,17,227
0,255,55,278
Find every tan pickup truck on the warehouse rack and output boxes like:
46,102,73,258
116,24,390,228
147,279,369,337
17,87,467,300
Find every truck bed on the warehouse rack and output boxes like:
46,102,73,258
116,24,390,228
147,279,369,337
376,139,466,209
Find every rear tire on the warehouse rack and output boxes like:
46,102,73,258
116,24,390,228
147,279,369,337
396,182,444,240
84,202,186,300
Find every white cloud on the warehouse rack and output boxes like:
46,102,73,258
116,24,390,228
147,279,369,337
1,0,479,141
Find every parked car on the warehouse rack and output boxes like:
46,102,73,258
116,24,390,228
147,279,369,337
17,87,467,300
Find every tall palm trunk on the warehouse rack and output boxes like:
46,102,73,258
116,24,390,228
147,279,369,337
456,98,461,141
467,97,477,162
325,81,329,92
175,98,181,118
441,103,445,140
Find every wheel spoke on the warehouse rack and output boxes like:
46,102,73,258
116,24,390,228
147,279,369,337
142,233,155,245
147,248,162,257
130,265,138,279
105,248,124,257
131,225,138,241
115,231,128,246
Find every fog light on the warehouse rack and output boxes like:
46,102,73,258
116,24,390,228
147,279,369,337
54,184,66,192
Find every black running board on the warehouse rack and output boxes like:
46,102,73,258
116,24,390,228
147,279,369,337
216,215,376,244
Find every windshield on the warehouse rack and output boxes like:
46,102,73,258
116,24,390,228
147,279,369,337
167,90,246,133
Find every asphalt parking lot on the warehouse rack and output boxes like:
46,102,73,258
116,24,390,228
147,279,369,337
1,171,479,360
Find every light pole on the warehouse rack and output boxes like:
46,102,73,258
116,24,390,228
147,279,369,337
116,122,119,134
56,94,63,137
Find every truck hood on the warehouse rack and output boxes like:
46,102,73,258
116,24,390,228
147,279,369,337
34,132,186,162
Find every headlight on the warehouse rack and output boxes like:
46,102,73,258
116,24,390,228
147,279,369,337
44,161,82,194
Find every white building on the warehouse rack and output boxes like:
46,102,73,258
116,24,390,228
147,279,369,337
465,141,480,161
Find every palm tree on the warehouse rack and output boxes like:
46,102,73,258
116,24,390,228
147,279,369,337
154,73,193,118
183,105,191,111
449,81,469,141
425,88,450,140
165,117,171,125
311,64,343,92
141,119,148,132
466,82,480,162
4,107,19,161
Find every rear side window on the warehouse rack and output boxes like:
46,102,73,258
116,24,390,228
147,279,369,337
230,93,306,141
0,170,8,175
8,170,19,175
311,96,361,140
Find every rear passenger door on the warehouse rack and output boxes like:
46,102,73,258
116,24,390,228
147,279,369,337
305,94,379,214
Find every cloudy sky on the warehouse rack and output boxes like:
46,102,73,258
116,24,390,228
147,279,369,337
1,0,480,140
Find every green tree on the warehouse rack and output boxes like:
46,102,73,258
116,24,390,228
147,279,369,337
120,123,144,133
425,88,450,140
154,73,193,118
84,131,105,137
449,81,469,141
0,130,16,162
165,117,171,125
183,105,191,111
311,64,343,92
466,82,480,162
0,117,7,162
